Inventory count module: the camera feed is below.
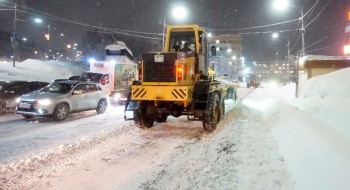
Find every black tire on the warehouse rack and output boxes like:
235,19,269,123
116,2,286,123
218,97,225,121
203,92,220,132
134,101,154,129
22,114,34,119
52,103,69,121
155,114,168,123
96,99,107,114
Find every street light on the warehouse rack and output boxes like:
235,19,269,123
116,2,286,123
162,5,188,51
34,18,50,58
273,0,304,98
273,0,305,56
272,32,290,65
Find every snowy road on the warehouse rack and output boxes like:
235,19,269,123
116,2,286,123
0,87,295,189
2,84,349,190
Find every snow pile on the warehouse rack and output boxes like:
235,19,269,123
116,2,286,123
293,67,350,134
0,59,86,82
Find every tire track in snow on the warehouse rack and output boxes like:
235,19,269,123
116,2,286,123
140,102,294,190
0,123,142,190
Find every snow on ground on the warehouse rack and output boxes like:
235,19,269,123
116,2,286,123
0,59,350,190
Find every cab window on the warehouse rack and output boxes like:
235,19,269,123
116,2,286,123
169,31,196,52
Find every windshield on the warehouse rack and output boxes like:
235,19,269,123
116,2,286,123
80,73,103,83
41,82,74,93
169,31,196,52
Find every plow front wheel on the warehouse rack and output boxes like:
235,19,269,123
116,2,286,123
203,93,220,132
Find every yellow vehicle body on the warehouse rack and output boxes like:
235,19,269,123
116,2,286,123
126,24,225,132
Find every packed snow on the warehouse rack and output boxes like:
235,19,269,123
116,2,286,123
0,59,350,190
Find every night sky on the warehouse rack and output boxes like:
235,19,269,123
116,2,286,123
0,0,349,63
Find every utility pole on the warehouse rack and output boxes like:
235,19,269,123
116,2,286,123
300,7,305,56
47,24,50,58
12,2,17,67
162,17,166,51
295,51,300,98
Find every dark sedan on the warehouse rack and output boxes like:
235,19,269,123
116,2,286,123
0,81,49,113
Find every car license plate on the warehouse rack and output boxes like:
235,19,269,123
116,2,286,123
19,103,31,109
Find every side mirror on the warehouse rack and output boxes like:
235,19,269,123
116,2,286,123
211,46,216,56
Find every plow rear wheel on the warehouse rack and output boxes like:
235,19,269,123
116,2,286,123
134,101,155,129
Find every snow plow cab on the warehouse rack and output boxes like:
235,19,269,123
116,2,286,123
125,25,225,132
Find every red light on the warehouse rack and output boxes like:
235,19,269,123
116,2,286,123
101,79,106,85
177,65,183,81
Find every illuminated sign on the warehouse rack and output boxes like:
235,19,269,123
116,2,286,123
345,44,350,55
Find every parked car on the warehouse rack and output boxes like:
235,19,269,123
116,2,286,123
16,80,108,120
68,75,81,80
0,81,49,113
53,75,82,82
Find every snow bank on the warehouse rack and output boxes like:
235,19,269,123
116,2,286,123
0,59,86,82
293,67,350,134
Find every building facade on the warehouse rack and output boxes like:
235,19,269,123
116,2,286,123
209,35,242,79
344,8,350,55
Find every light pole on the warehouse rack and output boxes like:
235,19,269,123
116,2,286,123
34,18,50,58
272,32,290,65
273,0,304,97
273,0,305,56
11,2,17,67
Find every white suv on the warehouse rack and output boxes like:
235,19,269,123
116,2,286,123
16,80,108,121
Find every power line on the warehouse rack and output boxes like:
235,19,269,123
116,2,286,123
306,42,343,53
15,5,161,36
304,0,332,28
85,29,161,40
209,18,299,31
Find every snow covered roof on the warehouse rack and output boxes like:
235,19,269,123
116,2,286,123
105,41,133,56
299,55,350,69
300,55,350,62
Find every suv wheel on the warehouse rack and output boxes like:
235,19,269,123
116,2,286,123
53,103,69,121
96,99,107,114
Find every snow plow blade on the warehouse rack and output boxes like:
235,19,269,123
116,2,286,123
124,94,138,121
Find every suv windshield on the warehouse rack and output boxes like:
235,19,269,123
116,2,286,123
41,82,75,93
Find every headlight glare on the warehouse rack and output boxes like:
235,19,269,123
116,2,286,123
37,99,52,105
114,93,121,99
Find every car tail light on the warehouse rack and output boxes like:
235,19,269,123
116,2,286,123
177,64,183,81
101,79,106,85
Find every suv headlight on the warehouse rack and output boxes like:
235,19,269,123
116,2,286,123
37,99,52,105
16,97,21,103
